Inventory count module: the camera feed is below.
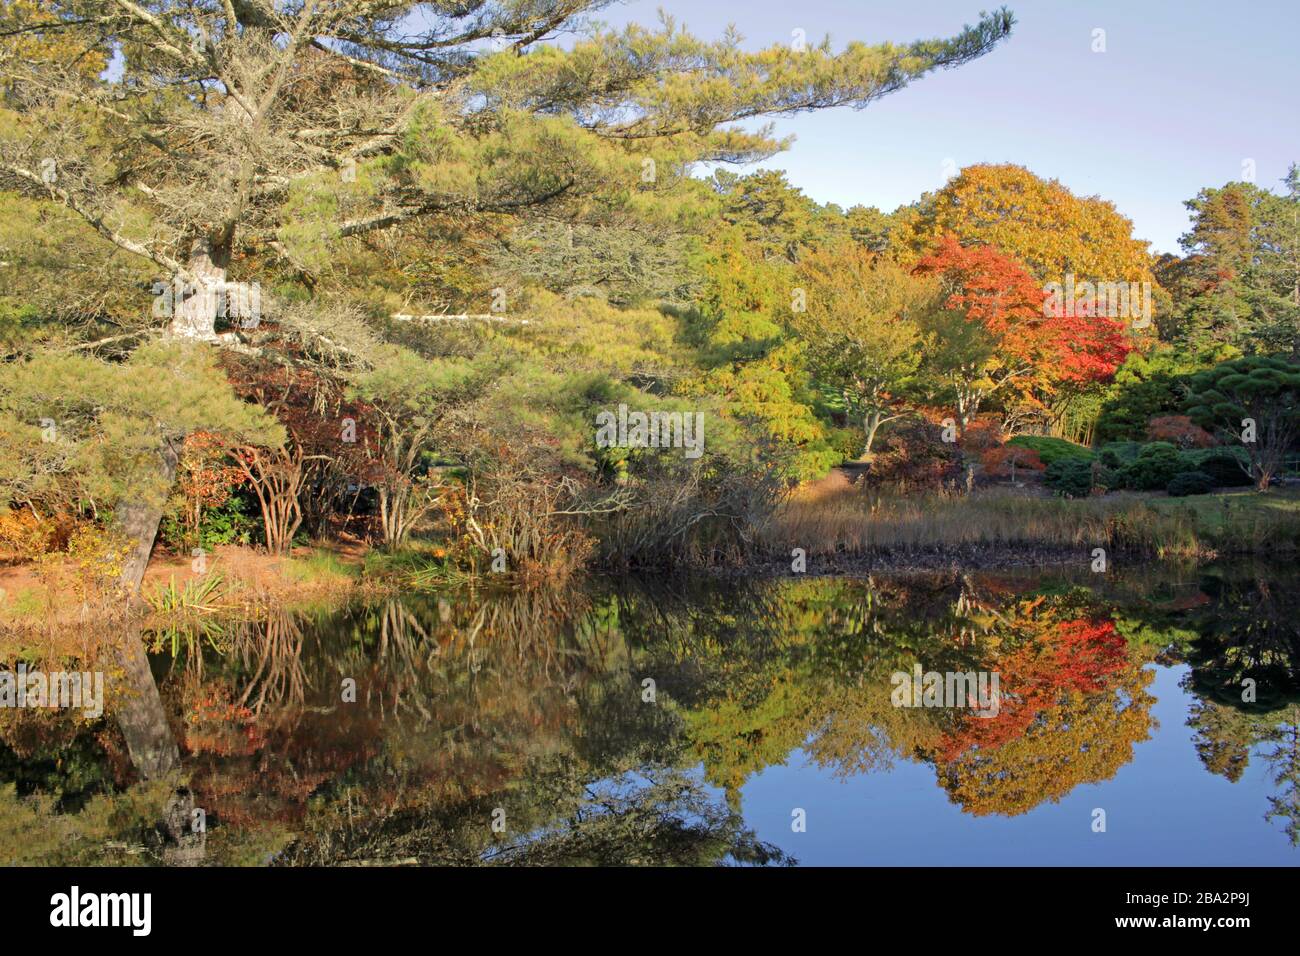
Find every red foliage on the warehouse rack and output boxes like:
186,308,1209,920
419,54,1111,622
221,357,388,546
865,417,964,490
960,414,1006,452
937,617,1129,761
913,234,1132,391
1050,313,1133,386
178,431,246,504
914,234,1046,333
183,686,267,757
1146,415,1214,449
980,444,1045,477
223,360,376,467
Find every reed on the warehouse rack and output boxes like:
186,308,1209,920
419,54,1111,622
759,488,1300,560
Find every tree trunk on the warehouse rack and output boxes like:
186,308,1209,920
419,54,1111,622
957,387,981,433
115,438,180,595
379,486,408,550
111,235,232,593
112,632,180,779
171,236,231,341
236,445,306,555
863,410,883,458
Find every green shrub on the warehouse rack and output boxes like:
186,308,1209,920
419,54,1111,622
1098,441,1144,469
826,426,865,463
159,494,257,551
1097,442,1250,492
1166,471,1215,497
1114,442,1187,491
1044,457,1096,498
1006,435,1094,467
199,496,258,547
1184,448,1252,487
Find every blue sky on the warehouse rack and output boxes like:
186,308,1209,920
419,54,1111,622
594,0,1299,255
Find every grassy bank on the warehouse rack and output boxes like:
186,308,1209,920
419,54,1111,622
1,543,364,648
0,533,493,645
6,487,1299,649
761,486,1300,564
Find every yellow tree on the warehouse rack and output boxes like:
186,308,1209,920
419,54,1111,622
898,164,1156,435
685,226,836,479
792,243,937,456
897,164,1158,291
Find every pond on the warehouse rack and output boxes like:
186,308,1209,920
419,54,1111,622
3,561,1299,866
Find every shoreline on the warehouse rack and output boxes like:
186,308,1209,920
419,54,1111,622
712,544,1104,578
5,483,1300,644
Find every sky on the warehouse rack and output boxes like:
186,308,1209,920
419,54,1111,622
592,0,1299,255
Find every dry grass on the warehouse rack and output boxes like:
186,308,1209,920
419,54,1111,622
0,543,378,652
762,485,1300,561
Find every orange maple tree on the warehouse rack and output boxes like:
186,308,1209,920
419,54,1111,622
913,234,1132,428
936,616,1130,763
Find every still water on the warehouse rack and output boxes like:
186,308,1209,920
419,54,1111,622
3,562,1299,866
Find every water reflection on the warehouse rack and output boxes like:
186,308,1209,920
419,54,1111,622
1180,570,1300,847
3,563,1299,865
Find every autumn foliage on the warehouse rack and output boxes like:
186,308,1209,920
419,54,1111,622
980,444,1045,478
958,414,1005,452
1146,414,1214,449
863,417,964,490
937,615,1131,763
914,234,1132,400
222,358,377,552
900,164,1159,292
174,431,248,545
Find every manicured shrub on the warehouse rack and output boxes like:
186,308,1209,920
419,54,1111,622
1097,441,1144,470
1114,442,1186,491
1044,457,1097,498
1184,448,1253,487
1166,471,1215,497
1006,435,1094,467
1185,354,1300,491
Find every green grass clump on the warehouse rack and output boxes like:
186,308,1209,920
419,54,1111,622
145,570,229,614
362,541,466,589
3,586,45,620
285,549,360,584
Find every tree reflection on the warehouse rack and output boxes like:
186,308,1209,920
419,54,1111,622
1179,567,1300,845
614,578,1157,817
3,561,1300,862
